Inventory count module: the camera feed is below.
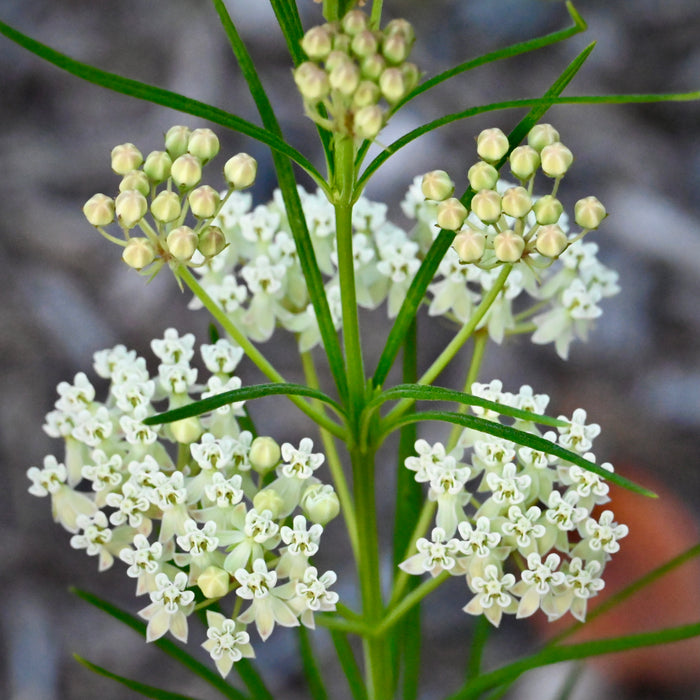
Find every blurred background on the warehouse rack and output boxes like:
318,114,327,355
1,0,699,698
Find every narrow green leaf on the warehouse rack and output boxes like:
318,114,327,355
297,626,330,700
0,20,322,184
71,588,248,700
234,659,275,700
381,409,655,497
142,382,345,425
269,0,306,65
330,630,368,700
74,655,205,700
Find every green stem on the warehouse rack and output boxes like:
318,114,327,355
370,0,383,28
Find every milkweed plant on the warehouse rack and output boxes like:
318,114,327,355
6,0,700,698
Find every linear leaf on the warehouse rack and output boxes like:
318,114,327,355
381,410,655,497
142,383,346,425
297,626,330,700
330,630,368,700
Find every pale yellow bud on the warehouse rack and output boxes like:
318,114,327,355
509,145,540,181
535,224,568,257
471,189,502,224
384,18,415,45
467,161,498,191
83,193,115,227
329,60,360,96
527,123,560,152
378,67,406,103
294,62,330,102
301,484,340,525
452,229,486,263
170,416,202,443
332,34,351,54
122,238,156,269
532,195,563,225
110,143,143,175
170,154,202,190
382,32,409,64
150,190,182,223
188,185,220,219
574,196,607,229
301,25,333,60
476,127,509,163
493,229,525,262
342,9,367,36
421,170,454,202
352,80,381,108
115,190,148,228
119,170,150,197
197,225,227,258
143,150,172,182
250,436,281,473
164,125,191,159
166,225,198,261
351,29,378,58
400,62,421,93
197,566,230,599
501,186,532,218
224,153,257,189
187,128,220,163
253,489,285,519
325,50,349,73
540,142,573,177
436,197,468,231
361,53,385,80
354,105,384,140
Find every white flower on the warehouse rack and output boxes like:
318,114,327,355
515,552,566,619
139,571,195,642
463,564,517,627
151,328,196,365
200,339,244,375
399,527,461,577
294,567,339,628
70,511,114,571
557,408,601,454
119,533,164,595
105,481,151,528
202,611,254,678
279,438,324,480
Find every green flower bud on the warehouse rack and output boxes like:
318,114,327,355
83,193,115,227
167,225,198,261
150,190,182,223
361,53,386,80
540,142,573,178
378,67,406,103
574,196,607,229
384,18,415,45
143,150,172,182
293,62,330,102
249,436,281,473
436,197,468,231
467,161,499,191
535,224,568,257
253,489,285,519
421,170,455,202
501,186,532,218
453,229,486,263
509,145,540,181
197,566,230,599
170,154,202,190
493,229,525,262
352,80,381,108
188,185,220,219
341,9,368,36
400,62,420,93
527,123,560,152
328,59,360,96
382,32,409,65
301,484,340,525
476,127,509,163
351,29,378,58
115,190,148,228
353,105,384,140
122,238,156,269
170,416,202,443
301,25,333,60
197,225,226,258
119,170,150,197
224,153,257,189
187,127,220,163
164,125,191,158
471,189,502,224
110,143,143,175
332,33,351,54
532,194,563,225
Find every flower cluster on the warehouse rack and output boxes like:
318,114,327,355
27,329,339,676
400,380,627,626
294,8,419,139
82,126,258,277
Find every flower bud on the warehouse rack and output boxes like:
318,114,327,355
540,142,573,177
170,416,202,443
384,18,415,45
110,143,143,175
332,33,351,54
436,197,468,231
535,224,568,257
532,195,563,225
493,229,525,262
166,225,198,261
378,67,406,103
361,53,385,80
382,32,409,64
509,145,540,181
187,128,220,163
471,189,502,224
476,128,509,163
224,153,257,189
197,566,230,599
467,161,498,191
253,489,285,519
351,29,378,58
574,196,606,229
115,190,148,228
164,125,191,158
197,225,227,258
325,50,349,73
302,484,340,525
421,170,454,202
501,186,532,218
453,229,486,263
250,436,281,473
400,62,420,93
150,190,182,223
188,185,220,219
328,60,360,96
341,9,367,36
122,238,156,269
301,25,333,60
352,80,381,108
294,62,330,102
83,193,115,227
143,150,172,182
353,105,384,140
170,154,202,189
119,170,150,196
527,123,560,152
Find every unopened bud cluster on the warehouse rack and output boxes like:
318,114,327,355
83,126,258,275
294,9,419,140
422,124,606,268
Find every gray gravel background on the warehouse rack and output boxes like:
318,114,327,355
1,1,699,699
